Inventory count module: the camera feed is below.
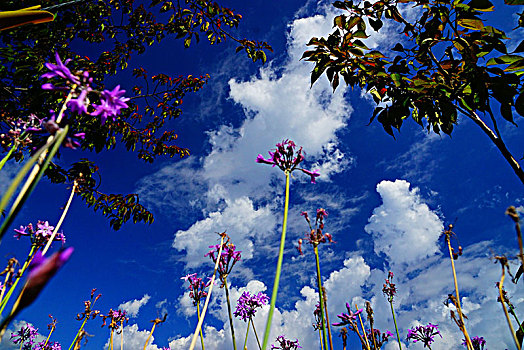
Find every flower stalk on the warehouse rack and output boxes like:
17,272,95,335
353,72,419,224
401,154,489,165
314,245,328,350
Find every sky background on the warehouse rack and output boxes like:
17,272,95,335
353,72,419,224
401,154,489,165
1,0,524,349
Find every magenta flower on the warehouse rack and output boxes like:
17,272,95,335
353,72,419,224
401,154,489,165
14,221,65,247
271,335,301,350
332,303,363,326
67,88,90,115
92,85,129,124
406,323,442,348
300,208,334,247
463,336,486,350
234,291,269,322
256,139,320,182
34,340,62,350
366,328,394,348
181,273,212,306
205,242,241,281
41,52,80,85
10,323,38,345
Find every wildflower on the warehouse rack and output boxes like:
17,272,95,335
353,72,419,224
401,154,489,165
406,323,442,348
256,139,320,182
271,335,302,350
205,242,241,280
332,303,363,326
366,328,394,348
14,224,33,239
15,248,74,315
463,336,486,350
181,273,212,306
34,341,62,350
300,208,334,248
40,52,80,85
10,323,38,345
101,309,128,330
234,291,269,322
382,271,397,302
312,302,323,330
92,85,129,124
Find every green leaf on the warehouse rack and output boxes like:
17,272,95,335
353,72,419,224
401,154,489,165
505,0,524,5
468,0,494,11
458,18,484,30
487,54,523,65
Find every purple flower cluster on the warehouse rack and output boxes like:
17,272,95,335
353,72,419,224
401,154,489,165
406,323,442,348
299,208,334,252
10,324,38,346
382,271,397,302
101,309,129,330
234,291,269,322
312,302,323,330
14,221,65,248
34,341,62,350
205,243,241,280
41,52,129,125
332,303,363,327
366,328,394,348
256,139,320,183
463,336,486,350
271,335,302,350
181,273,213,306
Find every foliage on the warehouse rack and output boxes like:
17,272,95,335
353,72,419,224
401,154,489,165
303,0,524,183
0,0,271,229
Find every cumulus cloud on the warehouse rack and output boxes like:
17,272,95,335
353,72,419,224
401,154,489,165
105,323,165,350
365,179,443,266
118,294,151,318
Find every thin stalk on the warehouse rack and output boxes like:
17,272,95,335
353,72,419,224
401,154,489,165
0,137,20,172
0,245,37,316
68,318,88,350
446,236,473,350
197,301,205,350
321,287,334,350
143,323,156,350
41,180,77,256
0,270,12,306
243,318,251,350
43,326,55,347
318,329,324,350
389,301,402,350
262,171,290,350
356,304,370,350
250,318,262,350
189,235,225,350
109,329,114,350
313,245,328,350
509,305,524,336
223,276,237,350
499,266,521,350
120,323,124,350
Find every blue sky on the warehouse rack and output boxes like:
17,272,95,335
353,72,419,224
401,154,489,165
2,0,524,349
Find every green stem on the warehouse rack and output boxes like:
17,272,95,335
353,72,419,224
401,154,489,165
0,137,20,173
197,301,205,350
0,245,37,316
223,276,237,350
243,318,251,350
509,305,524,336
314,245,328,350
261,171,290,350
250,318,262,350
389,301,402,350
68,317,88,350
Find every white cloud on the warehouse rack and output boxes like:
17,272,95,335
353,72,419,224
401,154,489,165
105,323,166,350
118,294,151,318
365,179,443,266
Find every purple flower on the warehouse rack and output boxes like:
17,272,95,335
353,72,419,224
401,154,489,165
271,335,301,350
234,291,269,322
406,323,442,348
14,224,33,239
366,328,394,348
67,88,90,115
181,273,212,305
332,303,363,326
205,242,241,280
256,140,320,182
92,85,129,124
301,169,320,184
463,336,486,350
64,132,86,150
382,270,397,302
41,52,80,85
14,248,74,317
34,341,62,350
10,323,38,345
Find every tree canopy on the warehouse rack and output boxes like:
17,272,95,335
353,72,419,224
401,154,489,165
0,0,271,229
303,0,524,184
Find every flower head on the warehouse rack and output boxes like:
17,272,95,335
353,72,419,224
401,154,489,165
92,85,129,124
234,291,269,322
271,335,301,350
332,303,363,327
181,273,212,306
34,341,62,350
256,140,319,182
406,323,442,348
366,328,394,348
10,324,38,345
382,270,397,302
300,208,334,249
463,336,486,350
205,242,241,281
41,52,80,85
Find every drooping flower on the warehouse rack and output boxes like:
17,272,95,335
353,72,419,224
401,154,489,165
406,323,442,348
256,139,320,183
10,323,38,345
234,291,269,322
332,303,363,327
271,335,301,350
